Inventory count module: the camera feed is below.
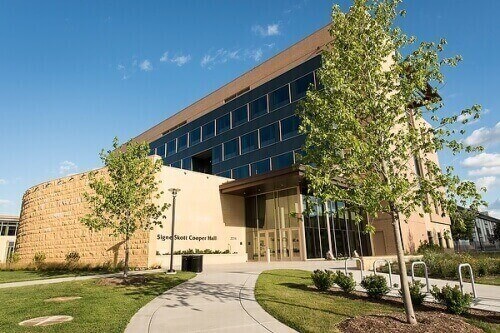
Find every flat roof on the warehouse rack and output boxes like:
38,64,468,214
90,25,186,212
131,24,332,144
0,215,19,222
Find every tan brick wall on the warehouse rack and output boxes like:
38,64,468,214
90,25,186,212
16,170,150,267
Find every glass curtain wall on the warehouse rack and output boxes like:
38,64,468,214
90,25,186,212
245,188,301,261
303,194,371,259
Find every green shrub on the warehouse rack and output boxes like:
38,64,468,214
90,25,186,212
333,271,356,293
360,274,389,299
311,269,334,291
399,280,426,306
65,251,81,264
417,240,444,254
430,284,472,315
7,252,20,264
33,252,46,268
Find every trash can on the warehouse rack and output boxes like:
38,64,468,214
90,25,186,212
181,254,203,273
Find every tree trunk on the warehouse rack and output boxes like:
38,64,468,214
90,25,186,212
124,235,130,278
390,205,417,325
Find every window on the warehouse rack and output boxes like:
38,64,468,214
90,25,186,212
202,121,215,141
212,145,222,164
224,138,239,160
217,113,231,134
272,152,294,170
232,105,248,127
149,147,156,156
251,159,271,175
414,156,423,177
182,157,192,170
178,134,188,151
218,170,232,178
240,131,258,154
233,165,249,179
156,144,166,157
249,96,267,119
259,123,279,147
281,115,300,140
269,85,290,111
167,139,176,156
291,72,315,101
171,161,181,168
189,128,201,146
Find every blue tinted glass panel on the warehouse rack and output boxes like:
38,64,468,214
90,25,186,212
217,113,231,134
251,159,271,175
182,157,192,170
291,72,315,101
281,115,300,140
149,147,156,155
272,152,294,170
269,85,290,111
178,134,188,151
171,161,181,168
232,105,248,127
156,144,165,157
240,131,258,154
189,128,201,146
249,96,267,119
202,121,215,141
212,145,222,164
233,165,249,179
259,123,279,147
224,138,239,160
167,139,176,156
217,170,232,178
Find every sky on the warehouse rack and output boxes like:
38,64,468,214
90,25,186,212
0,0,499,217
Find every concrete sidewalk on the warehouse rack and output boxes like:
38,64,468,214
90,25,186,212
125,261,500,333
0,269,163,289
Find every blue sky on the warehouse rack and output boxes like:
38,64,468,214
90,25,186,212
0,0,499,217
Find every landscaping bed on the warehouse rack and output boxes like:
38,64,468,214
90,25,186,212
255,269,499,333
379,250,500,286
0,272,195,332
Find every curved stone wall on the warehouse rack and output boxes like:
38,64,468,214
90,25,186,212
16,169,150,267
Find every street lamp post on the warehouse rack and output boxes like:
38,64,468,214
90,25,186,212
167,188,180,274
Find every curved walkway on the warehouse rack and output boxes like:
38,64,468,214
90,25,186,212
125,261,345,333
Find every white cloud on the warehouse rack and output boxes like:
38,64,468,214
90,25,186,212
245,48,263,62
139,59,153,72
170,55,191,66
462,152,500,176
462,152,500,168
200,49,240,68
476,176,497,190
160,52,192,66
0,199,11,206
59,161,78,175
469,166,500,176
117,64,125,70
464,121,500,146
0,179,6,185
160,52,169,62
487,199,500,218
252,23,280,37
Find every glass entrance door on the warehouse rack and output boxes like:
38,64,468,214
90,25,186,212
258,230,277,261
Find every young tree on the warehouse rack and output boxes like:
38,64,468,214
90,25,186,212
81,138,169,277
450,208,477,241
298,0,485,324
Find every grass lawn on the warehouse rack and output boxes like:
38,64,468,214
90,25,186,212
0,272,195,332
255,269,499,333
476,275,500,286
0,270,112,284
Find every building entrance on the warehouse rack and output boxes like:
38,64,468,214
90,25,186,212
246,188,302,261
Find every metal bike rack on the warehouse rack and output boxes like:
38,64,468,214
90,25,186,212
458,263,477,298
411,261,430,293
344,257,364,279
373,259,392,287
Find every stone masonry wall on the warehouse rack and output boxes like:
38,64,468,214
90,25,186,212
16,170,150,267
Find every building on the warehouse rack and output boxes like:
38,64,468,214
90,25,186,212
15,25,453,267
0,215,19,263
455,211,500,252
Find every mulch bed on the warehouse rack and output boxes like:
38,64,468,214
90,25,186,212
96,275,149,286
339,312,482,333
